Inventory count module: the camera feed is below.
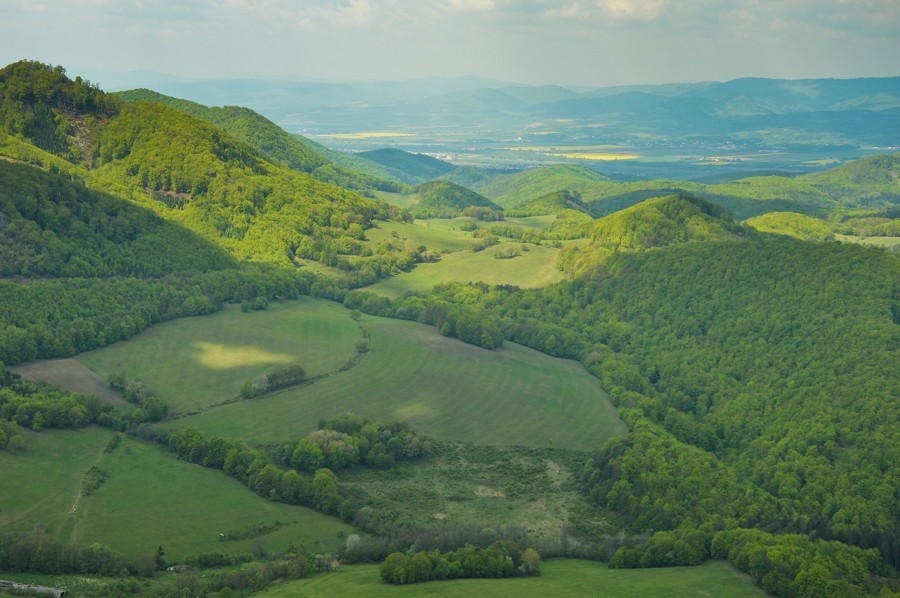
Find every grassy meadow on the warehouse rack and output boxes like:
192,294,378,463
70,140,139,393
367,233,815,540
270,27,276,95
77,299,362,414
339,443,608,540
367,240,569,298
259,559,767,597
0,430,352,561
157,309,625,451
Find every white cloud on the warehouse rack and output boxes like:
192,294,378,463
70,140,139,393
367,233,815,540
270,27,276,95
598,0,667,22
445,0,496,12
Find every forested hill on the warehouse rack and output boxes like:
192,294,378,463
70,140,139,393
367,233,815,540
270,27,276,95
389,234,899,594
116,88,405,193
0,60,403,271
559,194,749,273
0,60,410,365
0,159,235,278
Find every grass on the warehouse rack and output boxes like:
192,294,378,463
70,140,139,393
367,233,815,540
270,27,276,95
159,313,626,451
366,240,568,298
0,427,114,537
9,359,126,406
69,436,352,560
77,298,361,414
259,559,767,597
339,444,609,540
835,234,900,248
0,428,353,561
366,219,475,253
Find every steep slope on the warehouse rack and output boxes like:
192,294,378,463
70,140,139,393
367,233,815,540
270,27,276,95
802,152,900,208
117,88,405,193
413,181,501,214
476,164,613,209
88,101,394,267
0,160,235,278
356,148,455,184
507,189,592,216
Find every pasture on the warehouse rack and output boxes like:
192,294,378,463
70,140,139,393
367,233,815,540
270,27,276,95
366,240,567,298
0,429,352,561
77,299,361,414
158,307,625,451
339,443,607,540
259,559,766,597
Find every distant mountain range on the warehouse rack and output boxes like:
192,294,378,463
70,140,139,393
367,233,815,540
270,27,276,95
120,75,900,152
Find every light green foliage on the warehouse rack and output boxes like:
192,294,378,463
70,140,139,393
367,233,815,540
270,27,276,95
259,560,766,597
117,89,405,193
745,211,835,241
802,152,900,207
559,194,747,273
160,313,625,451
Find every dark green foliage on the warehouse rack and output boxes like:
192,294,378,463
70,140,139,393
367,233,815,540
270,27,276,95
343,289,505,350
506,189,592,217
0,60,119,161
117,89,327,173
412,235,898,594
91,101,397,268
118,89,409,194
379,543,541,584
0,528,127,576
0,160,236,277
0,266,318,365
803,152,900,208
0,365,104,433
710,529,893,597
409,181,501,218
288,415,430,473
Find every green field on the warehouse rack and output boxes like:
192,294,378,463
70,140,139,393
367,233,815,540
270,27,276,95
0,429,353,561
158,311,624,451
259,559,767,597
366,219,476,253
78,299,362,414
835,234,900,248
339,443,608,540
367,240,569,298
364,217,570,297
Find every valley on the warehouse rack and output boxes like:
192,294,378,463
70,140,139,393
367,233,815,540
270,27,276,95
0,60,897,597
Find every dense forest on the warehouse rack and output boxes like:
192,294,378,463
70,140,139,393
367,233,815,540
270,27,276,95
0,60,897,596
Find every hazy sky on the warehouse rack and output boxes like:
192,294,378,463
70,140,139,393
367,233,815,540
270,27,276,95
2,0,898,87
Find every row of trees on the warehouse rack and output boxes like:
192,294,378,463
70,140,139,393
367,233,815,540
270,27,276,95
380,542,541,584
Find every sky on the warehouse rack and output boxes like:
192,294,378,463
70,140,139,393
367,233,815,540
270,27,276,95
1,0,899,88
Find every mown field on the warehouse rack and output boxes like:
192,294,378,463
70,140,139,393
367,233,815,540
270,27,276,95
259,559,767,597
77,299,362,414
364,217,572,297
154,307,625,451
0,429,353,561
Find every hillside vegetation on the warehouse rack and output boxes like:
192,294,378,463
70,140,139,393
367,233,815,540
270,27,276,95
117,88,405,193
357,148,455,184
1,60,898,597
559,194,748,273
745,211,836,241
